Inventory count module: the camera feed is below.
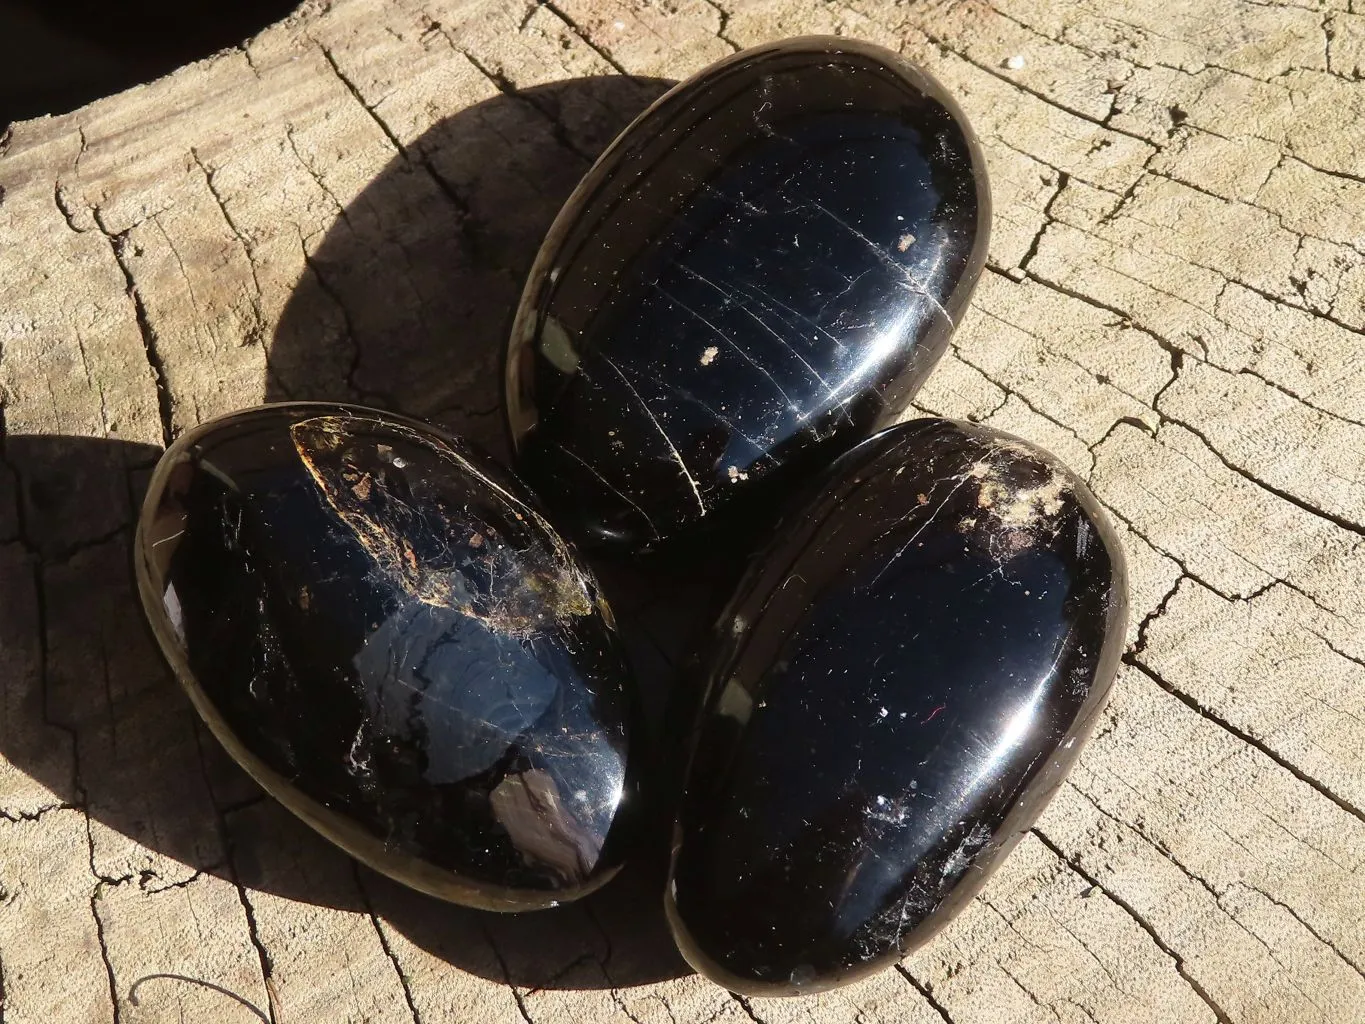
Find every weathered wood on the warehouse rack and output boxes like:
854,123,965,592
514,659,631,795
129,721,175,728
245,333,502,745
2,1,1364,1021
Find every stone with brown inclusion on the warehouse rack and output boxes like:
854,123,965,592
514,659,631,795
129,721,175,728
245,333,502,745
135,403,642,909
666,419,1128,993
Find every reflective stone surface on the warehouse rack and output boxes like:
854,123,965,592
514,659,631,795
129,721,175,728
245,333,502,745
136,403,641,909
507,37,990,556
666,419,1127,993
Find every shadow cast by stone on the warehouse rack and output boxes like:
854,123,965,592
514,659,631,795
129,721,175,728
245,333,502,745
0,433,257,899
266,74,675,453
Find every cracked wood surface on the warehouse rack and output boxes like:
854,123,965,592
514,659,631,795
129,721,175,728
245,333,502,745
2,0,1364,1021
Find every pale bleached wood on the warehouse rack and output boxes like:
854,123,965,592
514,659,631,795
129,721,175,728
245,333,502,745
2,1,1364,1022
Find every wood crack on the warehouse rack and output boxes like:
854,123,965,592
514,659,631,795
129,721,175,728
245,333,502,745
84,814,123,1024
455,47,599,166
1017,171,1071,274
1008,271,1365,536
482,924,538,1024
1308,629,1365,670
52,183,87,233
352,865,423,1024
188,707,279,1024
1238,882,1365,982
1057,790,1332,1015
945,335,1096,468
1128,573,1187,657
1089,487,1268,604
1124,656,1365,825
0,801,79,824
1034,181,1365,342
292,229,370,407
729,994,766,1024
1064,204,1365,340
696,0,743,52
896,964,958,1024
1029,828,1233,1023
1059,773,1359,992
316,44,406,155
1009,235,1365,435
91,209,175,447
1001,265,1180,368
1222,359,1365,429
539,1,633,76
916,27,1156,148
190,148,269,346
317,39,498,276
1152,405,1365,538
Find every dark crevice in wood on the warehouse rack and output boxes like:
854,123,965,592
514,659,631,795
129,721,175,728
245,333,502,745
91,209,175,448
1125,656,1365,825
1029,828,1233,1023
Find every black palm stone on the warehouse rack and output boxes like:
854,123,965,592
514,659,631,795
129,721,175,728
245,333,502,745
507,36,990,556
135,403,642,909
666,419,1128,994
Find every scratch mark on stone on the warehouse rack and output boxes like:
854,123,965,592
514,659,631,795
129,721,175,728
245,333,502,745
870,473,976,586
736,279,852,357
599,356,706,516
679,264,838,392
805,199,955,325
551,441,661,542
655,283,802,413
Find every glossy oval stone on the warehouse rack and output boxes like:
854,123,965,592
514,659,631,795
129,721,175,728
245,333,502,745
135,403,642,909
666,419,1127,993
507,37,990,555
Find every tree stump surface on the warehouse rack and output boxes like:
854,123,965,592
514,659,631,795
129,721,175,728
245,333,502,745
2,1,1364,1021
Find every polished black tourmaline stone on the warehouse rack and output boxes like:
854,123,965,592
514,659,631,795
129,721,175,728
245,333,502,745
135,403,641,909
507,37,990,556
666,419,1127,993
